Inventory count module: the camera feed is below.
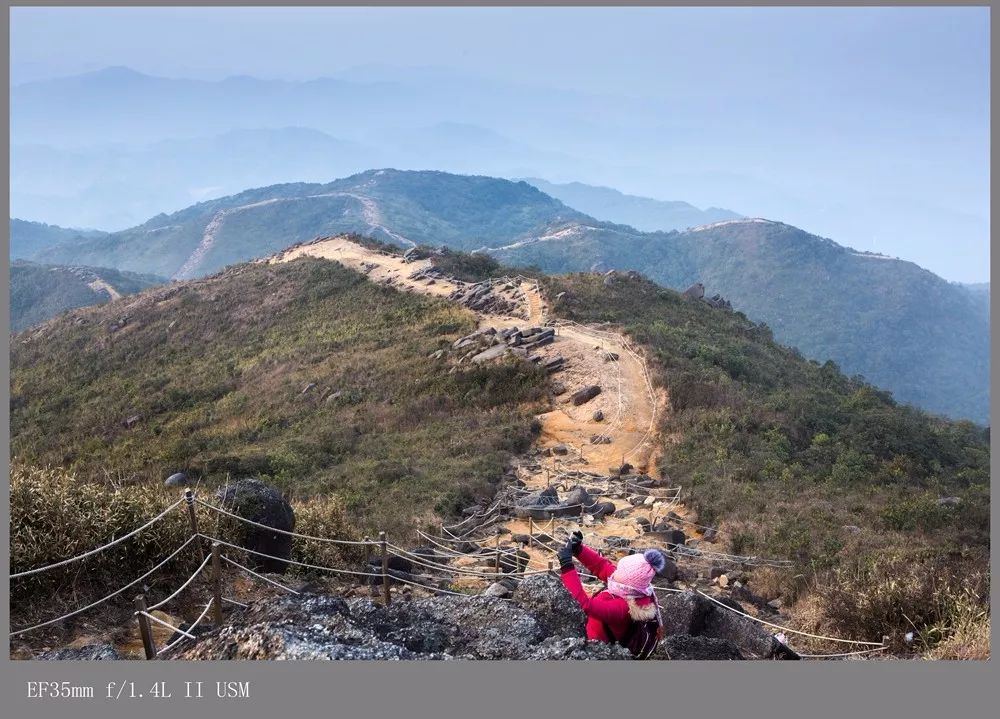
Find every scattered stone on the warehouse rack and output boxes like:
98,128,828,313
482,582,513,599
592,409,604,422
702,527,718,542
936,497,961,508
551,444,569,456
569,385,602,406
123,414,143,428
682,283,705,300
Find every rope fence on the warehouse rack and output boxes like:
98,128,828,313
9,488,882,660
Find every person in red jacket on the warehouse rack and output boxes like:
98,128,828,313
558,530,666,644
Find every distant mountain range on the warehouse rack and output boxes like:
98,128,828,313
11,169,988,423
9,260,165,332
520,178,742,232
9,219,108,260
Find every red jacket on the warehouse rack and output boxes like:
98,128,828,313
560,545,658,643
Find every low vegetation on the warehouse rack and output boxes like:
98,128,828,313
10,260,165,331
11,257,547,545
544,270,989,655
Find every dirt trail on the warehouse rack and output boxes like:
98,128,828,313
275,236,689,573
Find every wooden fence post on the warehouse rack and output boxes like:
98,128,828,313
211,542,224,626
495,534,501,575
184,489,204,563
548,561,554,577
380,531,390,605
134,594,156,660
528,516,534,548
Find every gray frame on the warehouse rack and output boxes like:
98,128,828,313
3,3,997,718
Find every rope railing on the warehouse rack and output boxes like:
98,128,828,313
195,499,371,545
137,610,195,640
10,498,186,579
8,534,199,638
156,599,214,656
221,554,301,595
146,553,212,612
10,487,878,662
694,590,884,647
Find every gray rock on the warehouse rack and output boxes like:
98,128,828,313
655,635,743,660
482,582,514,599
592,409,605,422
37,643,121,660
164,472,189,488
569,385,602,406
682,282,705,300
215,479,296,574
512,574,587,639
589,501,616,520
527,637,632,660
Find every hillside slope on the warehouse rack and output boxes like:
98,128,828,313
10,256,546,535
494,219,991,424
9,260,165,332
11,239,988,660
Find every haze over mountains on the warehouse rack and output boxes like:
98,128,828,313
12,169,989,424
10,64,989,283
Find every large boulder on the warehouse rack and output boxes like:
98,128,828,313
658,591,798,660
655,635,743,660
570,385,602,406
215,479,296,574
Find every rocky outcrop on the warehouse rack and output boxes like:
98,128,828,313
161,577,794,661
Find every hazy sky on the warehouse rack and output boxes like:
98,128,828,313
10,6,991,282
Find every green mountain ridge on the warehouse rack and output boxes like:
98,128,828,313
17,169,990,423
9,260,166,332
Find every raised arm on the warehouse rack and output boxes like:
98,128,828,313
575,544,617,582
560,563,630,624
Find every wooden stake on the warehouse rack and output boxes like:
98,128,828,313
134,595,156,660
495,534,501,575
380,531,390,605
184,489,204,563
548,561,554,576
528,516,534,547
211,542,224,626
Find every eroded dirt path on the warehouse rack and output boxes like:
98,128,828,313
274,236,690,574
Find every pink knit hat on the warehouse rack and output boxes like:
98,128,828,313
607,549,666,598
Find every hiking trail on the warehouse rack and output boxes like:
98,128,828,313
273,236,702,578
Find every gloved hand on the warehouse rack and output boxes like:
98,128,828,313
569,530,584,556
557,542,575,570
